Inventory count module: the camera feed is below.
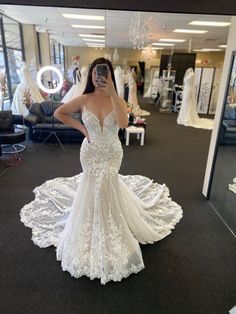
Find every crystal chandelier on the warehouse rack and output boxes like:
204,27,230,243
129,12,149,49
142,45,156,57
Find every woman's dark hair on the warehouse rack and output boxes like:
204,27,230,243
83,57,117,95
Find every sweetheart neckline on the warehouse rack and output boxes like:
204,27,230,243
83,106,114,131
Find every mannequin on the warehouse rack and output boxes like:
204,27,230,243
114,66,125,98
12,62,44,117
127,68,150,116
177,68,214,130
62,62,81,103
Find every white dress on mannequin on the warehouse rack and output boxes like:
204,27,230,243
12,62,44,117
79,65,89,95
20,105,183,285
177,68,214,129
62,67,81,103
114,66,125,98
229,177,236,194
127,69,150,116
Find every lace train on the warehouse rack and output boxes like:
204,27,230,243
20,173,183,284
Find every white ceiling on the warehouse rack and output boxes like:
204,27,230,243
0,5,231,51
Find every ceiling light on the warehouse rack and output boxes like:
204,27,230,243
193,48,222,52
173,29,208,34
218,44,227,48
87,43,105,46
159,39,186,42
152,47,164,50
72,25,105,29
189,21,230,27
79,34,105,38
62,14,104,20
83,38,105,42
152,43,175,46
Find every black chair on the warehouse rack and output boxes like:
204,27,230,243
0,110,26,156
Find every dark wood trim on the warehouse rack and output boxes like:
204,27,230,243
0,0,235,15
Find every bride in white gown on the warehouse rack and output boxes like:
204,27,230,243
177,68,214,129
20,58,183,285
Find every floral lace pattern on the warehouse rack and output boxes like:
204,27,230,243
20,106,183,284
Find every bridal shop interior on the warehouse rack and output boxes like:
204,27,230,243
0,2,235,314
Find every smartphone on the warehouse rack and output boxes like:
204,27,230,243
96,64,108,82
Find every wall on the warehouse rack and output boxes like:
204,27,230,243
22,24,38,65
65,46,162,70
66,46,225,71
203,16,236,196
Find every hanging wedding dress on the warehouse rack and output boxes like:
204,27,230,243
177,68,214,129
79,65,89,95
229,177,236,193
20,106,183,285
144,70,163,99
62,67,81,103
127,69,150,116
12,62,44,117
114,66,125,98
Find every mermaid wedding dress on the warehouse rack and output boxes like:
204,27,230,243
20,106,183,284
229,177,236,194
177,68,214,130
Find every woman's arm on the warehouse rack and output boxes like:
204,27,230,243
110,93,128,129
54,94,89,140
101,73,128,128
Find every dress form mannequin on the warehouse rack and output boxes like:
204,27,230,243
177,68,214,129
127,68,150,116
62,62,82,103
114,66,125,98
12,62,44,117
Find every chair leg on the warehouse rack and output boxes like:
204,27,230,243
126,132,130,146
141,133,144,146
137,133,140,139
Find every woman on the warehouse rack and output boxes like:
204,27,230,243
20,58,183,285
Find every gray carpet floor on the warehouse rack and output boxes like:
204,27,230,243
0,101,235,314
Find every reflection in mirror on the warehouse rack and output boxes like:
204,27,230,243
209,51,236,234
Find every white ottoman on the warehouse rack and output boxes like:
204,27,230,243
125,126,145,146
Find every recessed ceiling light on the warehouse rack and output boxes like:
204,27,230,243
83,38,105,42
189,21,230,27
173,29,208,34
62,14,104,20
87,43,105,46
72,25,105,29
218,44,227,48
152,43,175,46
159,39,186,43
79,34,105,38
193,48,222,52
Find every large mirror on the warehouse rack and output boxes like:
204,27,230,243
209,50,236,233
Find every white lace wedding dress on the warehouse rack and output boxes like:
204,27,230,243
127,69,150,116
229,177,236,194
177,68,214,130
12,62,44,117
20,106,183,284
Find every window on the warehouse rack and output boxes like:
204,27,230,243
0,14,24,109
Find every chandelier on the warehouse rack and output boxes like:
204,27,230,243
129,12,149,49
142,45,156,57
